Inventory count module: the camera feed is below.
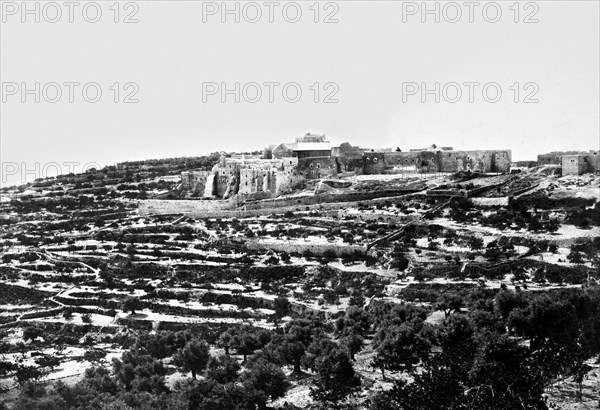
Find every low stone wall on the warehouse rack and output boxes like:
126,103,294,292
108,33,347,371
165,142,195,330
246,240,365,256
19,308,64,320
426,189,468,198
339,212,421,224
244,189,420,210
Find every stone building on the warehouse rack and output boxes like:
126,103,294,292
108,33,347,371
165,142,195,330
537,151,586,166
183,137,517,201
536,150,599,175
562,151,600,175
272,133,332,159
562,155,588,176
181,155,301,199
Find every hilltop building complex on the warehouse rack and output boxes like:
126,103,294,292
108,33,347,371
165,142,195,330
181,134,519,200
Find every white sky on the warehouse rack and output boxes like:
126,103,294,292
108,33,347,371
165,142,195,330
1,0,599,186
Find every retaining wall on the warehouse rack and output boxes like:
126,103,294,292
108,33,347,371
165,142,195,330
246,240,366,256
138,189,421,218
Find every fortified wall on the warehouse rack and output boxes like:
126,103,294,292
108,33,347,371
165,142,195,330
297,157,337,179
331,143,364,173
238,168,276,196
181,155,302,199
181,170,211,194
182,147,512,201
181,137,515,204
358,149,511,174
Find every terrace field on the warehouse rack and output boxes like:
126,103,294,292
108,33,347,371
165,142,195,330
1,163,599,409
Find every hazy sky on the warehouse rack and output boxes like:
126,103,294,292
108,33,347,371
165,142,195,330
1,0,599,185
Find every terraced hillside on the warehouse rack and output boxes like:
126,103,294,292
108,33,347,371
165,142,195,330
1,165,599,409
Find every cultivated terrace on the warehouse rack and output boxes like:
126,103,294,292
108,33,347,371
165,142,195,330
1,158,599,410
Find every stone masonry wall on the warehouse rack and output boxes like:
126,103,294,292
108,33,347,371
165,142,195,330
363,150,511,174
297,157,337,179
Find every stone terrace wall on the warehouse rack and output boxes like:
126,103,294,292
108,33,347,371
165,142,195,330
139,198,238,215
138,189,422,218
246,240,365,256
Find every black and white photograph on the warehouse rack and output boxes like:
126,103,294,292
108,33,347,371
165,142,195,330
0,1,599,409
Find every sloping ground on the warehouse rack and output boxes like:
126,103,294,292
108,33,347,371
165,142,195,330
547,355,600,409
547,174,600,201
0,283,54,305
352,176,429,193
427,174,517,198
518,173,600,201
479,173,542,197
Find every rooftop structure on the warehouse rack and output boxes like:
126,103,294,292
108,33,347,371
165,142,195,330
272,132,332,159
295,133,327,143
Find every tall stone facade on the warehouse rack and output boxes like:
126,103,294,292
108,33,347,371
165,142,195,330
238,168,276,195
297,157,337,179
357,149,511,174
181,170,211,195
332,143,364,173
182,155,301,199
